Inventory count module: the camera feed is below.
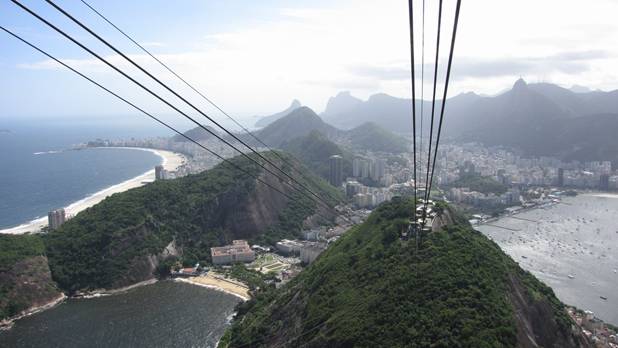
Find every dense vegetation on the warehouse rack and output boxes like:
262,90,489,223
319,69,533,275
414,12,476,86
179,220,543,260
0,234,45,272
448,172,508,195
253,107,339,148
0,234,59,320
226,198,579,347
43,152,341,292
346,122,408,153
282,130,353,181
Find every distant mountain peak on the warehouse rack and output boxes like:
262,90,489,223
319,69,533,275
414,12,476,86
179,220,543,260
254,99,303,128
569,85,592,93
254,106,338,148
513,78,528,90
322,91,363,117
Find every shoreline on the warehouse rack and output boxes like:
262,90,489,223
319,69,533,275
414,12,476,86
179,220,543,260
73,278,159,299
175,274,250,302
0,293,67,331
0,147,186,235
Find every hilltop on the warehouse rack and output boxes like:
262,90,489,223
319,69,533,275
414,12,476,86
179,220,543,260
172,125,219,142
224,199,588,347
254,99,302,128
0,152,337,298
253,107,339,148
281,130,353,181
344,122,408,153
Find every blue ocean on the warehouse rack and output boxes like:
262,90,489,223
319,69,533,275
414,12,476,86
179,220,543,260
0,118,169,230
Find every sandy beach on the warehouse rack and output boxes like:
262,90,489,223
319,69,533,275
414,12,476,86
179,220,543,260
175,272,250,301
0,147,185,235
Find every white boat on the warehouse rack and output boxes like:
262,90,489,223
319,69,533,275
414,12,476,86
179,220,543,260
568,274,575,279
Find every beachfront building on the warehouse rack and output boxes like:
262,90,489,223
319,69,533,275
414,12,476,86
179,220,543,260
155,165,166,180
211,240,255,265
48,208,66,231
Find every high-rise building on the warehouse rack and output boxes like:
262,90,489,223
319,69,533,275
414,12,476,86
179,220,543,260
600,174,610,191
557,168,564,187
48,208,66,231
352,156,363,178
155,165,166,180
371,159,386,181
329,155,343,187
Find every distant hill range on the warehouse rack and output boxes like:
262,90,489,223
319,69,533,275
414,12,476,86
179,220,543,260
321,80,618,166
172,125,219,143
251,106,409,156
176,105,408,159
254,99,302,128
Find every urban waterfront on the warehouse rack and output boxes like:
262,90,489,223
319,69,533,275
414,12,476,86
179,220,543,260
477,193,618,325
0,281,240,348
0,122,165,230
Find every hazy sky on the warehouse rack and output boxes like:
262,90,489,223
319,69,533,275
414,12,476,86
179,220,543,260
1,0,617,125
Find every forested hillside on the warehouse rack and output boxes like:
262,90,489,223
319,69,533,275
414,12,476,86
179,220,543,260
43,152,341,292
225,199,588,348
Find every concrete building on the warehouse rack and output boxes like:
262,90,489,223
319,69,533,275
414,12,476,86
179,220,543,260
371,159,386,181
329,155,343,187
155,165,166,180
302,228,320,241
345,180,362,198
352,156,370,179
300,243,326,265
276,239,304,255
210,240,255,265
600,174,610,190
48,208,66,231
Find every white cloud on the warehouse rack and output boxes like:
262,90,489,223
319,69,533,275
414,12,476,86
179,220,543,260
15,0,618,118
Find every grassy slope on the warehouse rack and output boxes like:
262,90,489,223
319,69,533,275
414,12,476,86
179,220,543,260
227,198,575,347
44,152,341,292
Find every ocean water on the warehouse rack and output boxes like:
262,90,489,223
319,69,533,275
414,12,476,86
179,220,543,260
0,281,240,348
477,193,618,325
0,120,166,229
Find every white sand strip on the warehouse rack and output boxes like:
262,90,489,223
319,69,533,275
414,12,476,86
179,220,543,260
0,147,185,235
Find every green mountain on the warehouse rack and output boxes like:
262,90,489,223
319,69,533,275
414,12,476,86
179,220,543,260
254,99,302,128
0,234,61,320
172,125,219,142
43,152,341,293
225,199,587,347
253,107,339,148
447,173,508,195
345,122,409,153
281,130,352,181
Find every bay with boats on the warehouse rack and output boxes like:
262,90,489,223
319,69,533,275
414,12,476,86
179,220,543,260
477,192,618,325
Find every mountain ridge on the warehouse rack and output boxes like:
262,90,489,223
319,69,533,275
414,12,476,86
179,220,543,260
254,99,302,128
